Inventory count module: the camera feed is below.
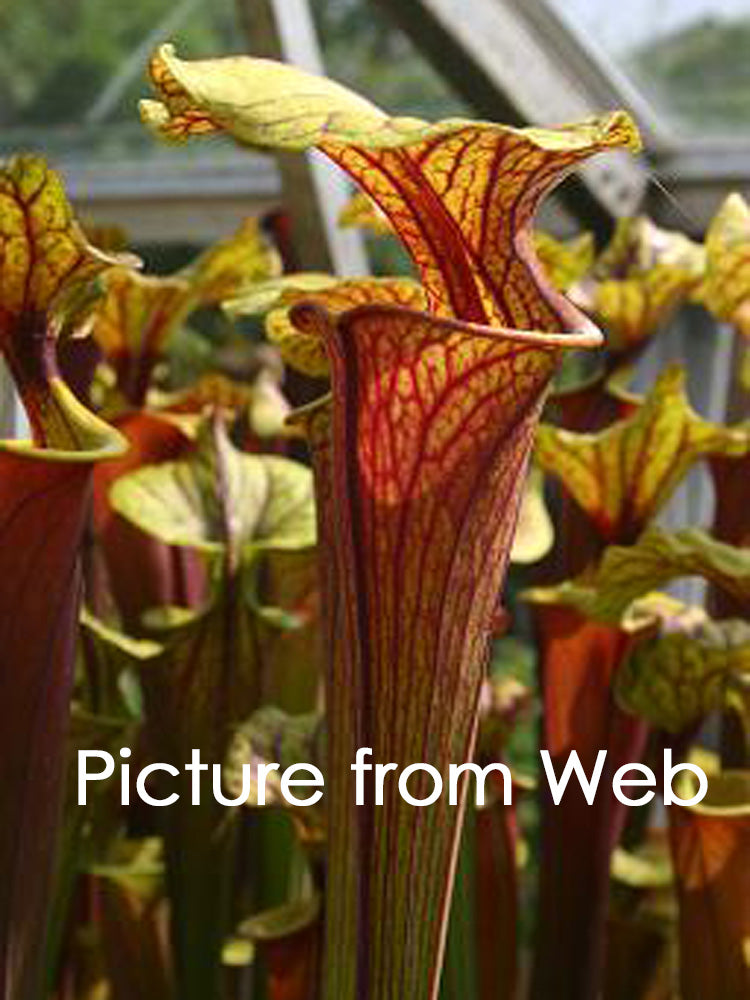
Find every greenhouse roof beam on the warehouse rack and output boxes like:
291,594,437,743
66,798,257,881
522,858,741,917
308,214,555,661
373,0,655,228
238,0,370,275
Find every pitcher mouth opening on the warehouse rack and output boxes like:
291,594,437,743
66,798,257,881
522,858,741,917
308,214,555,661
289,300,605,352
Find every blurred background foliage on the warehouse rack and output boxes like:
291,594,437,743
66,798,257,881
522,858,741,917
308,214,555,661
2,0,750,139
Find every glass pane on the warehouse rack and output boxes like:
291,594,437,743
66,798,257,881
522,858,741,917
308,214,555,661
549,0,750,134
0,0,243,163
309,0,468,119
0,0,467,163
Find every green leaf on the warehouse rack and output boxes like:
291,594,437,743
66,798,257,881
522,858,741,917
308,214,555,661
225,707,325,810
535,365,750,543
101,582,261,1000
224,273,339,318
110,418,315,561
695,193,750,337
611,846,673,889
0,155,128,1000
540,527,750,624
93,217,280,409
0,155,131,454
617,614,750,733
572,216,704,352
242,896,321,942
509,466,554,565
534,230,595,292
141,45,417,148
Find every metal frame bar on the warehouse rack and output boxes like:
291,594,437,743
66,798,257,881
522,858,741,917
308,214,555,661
61,152,281,244
0,364,20,440
372,0,750,233
236,0,370,275
372,0,652,229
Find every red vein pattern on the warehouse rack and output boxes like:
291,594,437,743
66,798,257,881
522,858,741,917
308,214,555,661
140,52,640,999
321,118,635,329
0,156,123,444
0,454,91,1000
300,103,628,1000
578,216,704,355
0,156,126,1000
535,366,749,546
94,272,189,408
293,302,596,1000
697,193,750,337
93,220,276,408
